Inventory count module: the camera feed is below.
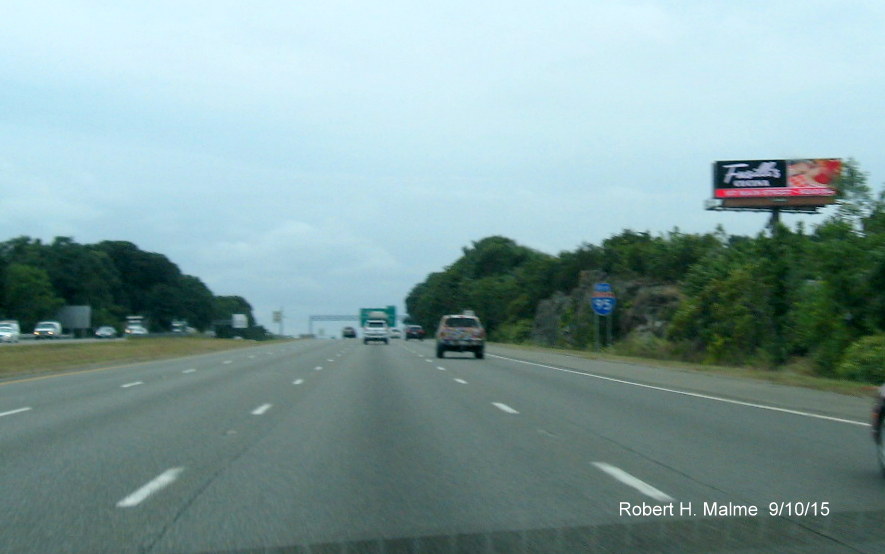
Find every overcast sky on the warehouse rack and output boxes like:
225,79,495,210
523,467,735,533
2,1,883,335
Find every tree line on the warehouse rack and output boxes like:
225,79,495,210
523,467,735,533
406,160,885,383
0,236,257,335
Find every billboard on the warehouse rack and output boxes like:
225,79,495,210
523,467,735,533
711,159,841,209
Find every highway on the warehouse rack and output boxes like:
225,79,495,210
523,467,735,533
0,338,881,553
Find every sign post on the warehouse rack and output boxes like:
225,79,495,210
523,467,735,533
590,283,617,351
272,309,283,336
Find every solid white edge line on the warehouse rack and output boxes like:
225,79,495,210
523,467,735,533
116,467,184,508
492,402,519,414
0,407,31,418
252,403,273,415
489,354,869,427
592,462,674,502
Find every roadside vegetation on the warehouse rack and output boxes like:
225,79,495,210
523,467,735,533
0,237,265,336
407,159,885,385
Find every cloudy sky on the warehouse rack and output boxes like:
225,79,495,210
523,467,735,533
2,1,883,335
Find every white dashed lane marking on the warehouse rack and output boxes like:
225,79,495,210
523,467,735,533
117,468,184,508
0,407,31,418
251,404,273,415
591,462,674,502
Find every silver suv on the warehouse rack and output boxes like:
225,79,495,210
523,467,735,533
363,319,390,344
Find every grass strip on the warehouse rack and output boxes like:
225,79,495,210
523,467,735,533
0,338,285,379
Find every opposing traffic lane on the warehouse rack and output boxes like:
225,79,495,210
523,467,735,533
0,340,353,552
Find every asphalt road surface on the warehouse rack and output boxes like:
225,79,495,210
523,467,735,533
0,339,881,553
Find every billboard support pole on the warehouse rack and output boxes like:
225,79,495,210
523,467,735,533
768,207,781,230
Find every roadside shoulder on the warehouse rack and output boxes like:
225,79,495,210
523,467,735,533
487,343,873,424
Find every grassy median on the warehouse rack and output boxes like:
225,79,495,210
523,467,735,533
0,337,285,379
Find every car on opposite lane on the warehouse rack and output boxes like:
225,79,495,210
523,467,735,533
125,325,149,337
33,321,63,339
95,326,118,339
0,321,21,343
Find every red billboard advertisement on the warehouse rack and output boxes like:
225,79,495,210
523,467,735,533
712,159,841,209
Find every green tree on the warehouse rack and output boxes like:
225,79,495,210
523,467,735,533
405,271,463,331
44,237,119,309
406,236,551,334
834,158,872,227
670,261,773,365
3,264,64,330
176,276,215,330
213,296,255,326
93,240,182,315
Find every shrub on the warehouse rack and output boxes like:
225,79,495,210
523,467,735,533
493,319,533,343
835,334,885,384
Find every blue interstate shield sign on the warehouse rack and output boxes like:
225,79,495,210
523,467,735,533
591,283,616,316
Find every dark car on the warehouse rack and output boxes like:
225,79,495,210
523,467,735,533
405,325,424,340
436,312,485,359
342,326,357,338
873,385,885,476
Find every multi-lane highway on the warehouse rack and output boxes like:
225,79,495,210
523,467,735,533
0,339,880,552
